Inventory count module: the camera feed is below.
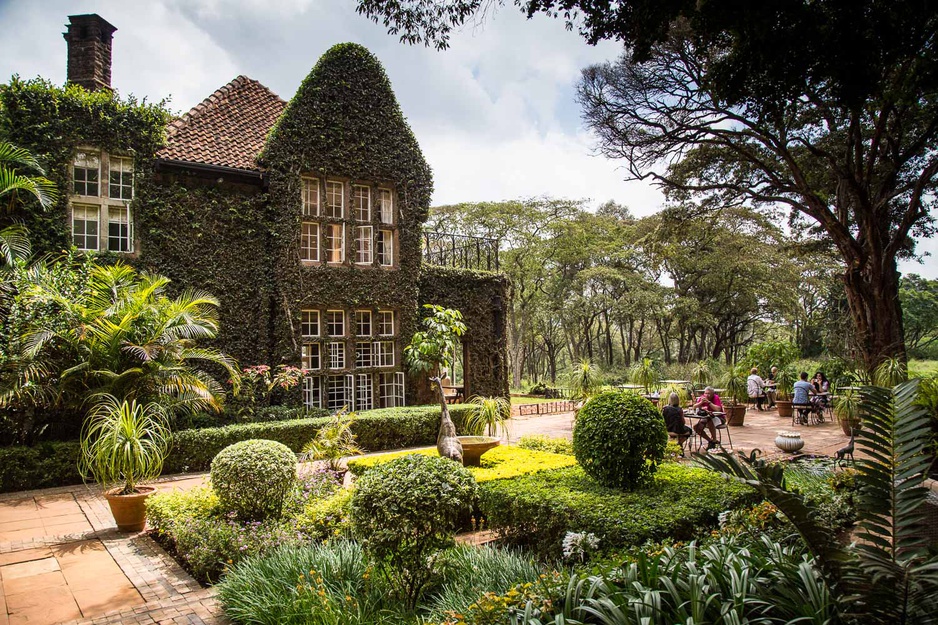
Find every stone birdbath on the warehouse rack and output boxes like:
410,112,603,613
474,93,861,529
456,436,500,466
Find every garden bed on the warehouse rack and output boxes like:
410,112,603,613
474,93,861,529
479,463,756,557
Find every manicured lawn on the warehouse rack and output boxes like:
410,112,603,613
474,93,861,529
511,395,559,405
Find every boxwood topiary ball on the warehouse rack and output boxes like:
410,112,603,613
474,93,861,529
573,391,668,489
210,439,296,520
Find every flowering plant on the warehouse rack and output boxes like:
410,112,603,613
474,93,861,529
562,531,600,562
229,364,307,418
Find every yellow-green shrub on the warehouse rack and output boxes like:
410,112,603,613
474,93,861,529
295,488,355,540
346,445,576,482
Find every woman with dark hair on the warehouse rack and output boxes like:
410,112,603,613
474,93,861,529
813,371,831,410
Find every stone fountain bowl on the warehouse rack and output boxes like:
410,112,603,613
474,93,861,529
457,436,500,466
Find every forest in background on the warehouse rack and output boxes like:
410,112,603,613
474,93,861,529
427,199,938,388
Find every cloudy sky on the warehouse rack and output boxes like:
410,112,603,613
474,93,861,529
0,0,935,276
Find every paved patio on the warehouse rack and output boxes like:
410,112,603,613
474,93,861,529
505,403,855,461
0,405,854,625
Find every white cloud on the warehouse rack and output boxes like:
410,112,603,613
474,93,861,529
0,0,932,277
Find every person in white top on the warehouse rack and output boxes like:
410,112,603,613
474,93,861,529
746,367,766,410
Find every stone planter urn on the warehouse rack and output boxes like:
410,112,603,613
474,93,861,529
456,436,500,466
775,431,804,453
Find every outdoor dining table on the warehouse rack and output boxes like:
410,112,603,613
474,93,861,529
660,379,691,385
617,384,644,390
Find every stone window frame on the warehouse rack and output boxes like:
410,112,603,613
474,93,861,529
68,147,136,255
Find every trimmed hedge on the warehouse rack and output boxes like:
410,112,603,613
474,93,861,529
1,404,474,492
478,464,756,558
347,445,577,482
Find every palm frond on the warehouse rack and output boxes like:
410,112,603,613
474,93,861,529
0,224,30,265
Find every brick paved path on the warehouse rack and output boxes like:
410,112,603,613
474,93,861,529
0,477,222,625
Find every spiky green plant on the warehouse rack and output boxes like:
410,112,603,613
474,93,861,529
569,359,600,401
720,364,749,405
697,379,938,624
301,409,362,471
629,356,659,393
465,395,511,437
691,360,713,386
873,357,908,387
78,395,171,494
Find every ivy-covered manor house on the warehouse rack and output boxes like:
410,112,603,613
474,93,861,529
3,13,509,410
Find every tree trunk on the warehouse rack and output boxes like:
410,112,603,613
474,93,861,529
842,259,907,373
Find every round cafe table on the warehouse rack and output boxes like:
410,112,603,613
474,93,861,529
661,379,691,385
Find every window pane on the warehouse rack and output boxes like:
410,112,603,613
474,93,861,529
356,342,373,368
329,342,346,369
378,189,393,224
326,311,344,336
355,310,372,336
377,230,393,266
303,376,323,408
301,222,319,261
353,185,370,221
302,343,321,370
107,206,130,252
325,181,344,218
377,311,395,336
108,156,134,200
326,224,344,263
375,341,395,367
72,151,100,196
72,204,99,251
356,226,373,264
327,375,352,411
301,310,320,337
356,373,373,411
302,177,320,217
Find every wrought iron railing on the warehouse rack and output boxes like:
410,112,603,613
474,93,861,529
422,231,500,271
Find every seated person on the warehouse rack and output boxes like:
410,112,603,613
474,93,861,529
692,386,724,450
662,392,692,447
764,366,779,408
746,367,766,410
812,372,831,409
792,371,819,423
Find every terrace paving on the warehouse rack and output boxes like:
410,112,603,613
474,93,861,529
0,404,855,625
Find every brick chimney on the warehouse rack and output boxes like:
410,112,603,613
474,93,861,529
63,14,117,91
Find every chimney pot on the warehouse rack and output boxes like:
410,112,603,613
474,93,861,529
63,14,117,91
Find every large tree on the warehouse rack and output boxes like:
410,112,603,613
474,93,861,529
358,0,938,372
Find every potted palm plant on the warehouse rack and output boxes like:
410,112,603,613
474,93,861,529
78,395,171,532
462,395,509,466
774,367,795,420
834,388,862,436
720,365,749,426
302,409,363,480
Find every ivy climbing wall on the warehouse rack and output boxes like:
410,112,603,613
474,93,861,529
0,47,510,405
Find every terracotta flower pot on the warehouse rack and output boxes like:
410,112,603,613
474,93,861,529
776,400,793,420
104,485,157,532
839,418,861,437
727,404,746,426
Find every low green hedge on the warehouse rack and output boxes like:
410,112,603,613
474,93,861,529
1,404,474,492
0,441,84,493
479,464,756,558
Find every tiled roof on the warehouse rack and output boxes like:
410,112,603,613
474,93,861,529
158,75,286,172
